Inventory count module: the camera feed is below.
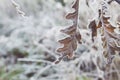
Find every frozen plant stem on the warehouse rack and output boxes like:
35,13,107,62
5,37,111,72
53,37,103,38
11,0,26,18
18,58,53,64
32,64,55,80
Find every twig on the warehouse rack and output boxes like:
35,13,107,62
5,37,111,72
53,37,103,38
11,0,26,18
18,58,52,64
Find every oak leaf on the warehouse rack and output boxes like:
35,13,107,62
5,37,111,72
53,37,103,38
55,0,81,64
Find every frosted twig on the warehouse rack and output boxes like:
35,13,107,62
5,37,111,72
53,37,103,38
11,0,26,18
39,73,64,80
114,39,120,47
32,64,55,80
18,58,52,64
39,44,58,58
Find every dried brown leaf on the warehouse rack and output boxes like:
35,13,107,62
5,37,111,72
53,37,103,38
60,25,76,35
88,2,120,64
55,0,81,64
100,3,120,63
88,20,97,42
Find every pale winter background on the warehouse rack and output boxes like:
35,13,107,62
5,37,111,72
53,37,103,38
0,0,120,80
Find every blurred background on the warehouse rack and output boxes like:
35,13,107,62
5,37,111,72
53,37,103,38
0,0,120,80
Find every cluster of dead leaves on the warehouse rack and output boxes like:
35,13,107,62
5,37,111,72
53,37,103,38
88,1,120,64
55,0,120,64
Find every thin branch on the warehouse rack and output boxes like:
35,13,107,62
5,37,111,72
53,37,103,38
11,0,26,18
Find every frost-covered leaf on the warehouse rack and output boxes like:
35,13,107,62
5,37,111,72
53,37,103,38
56,0,81,64
88,1,120,64
102,17,120,59
100,2,120,63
